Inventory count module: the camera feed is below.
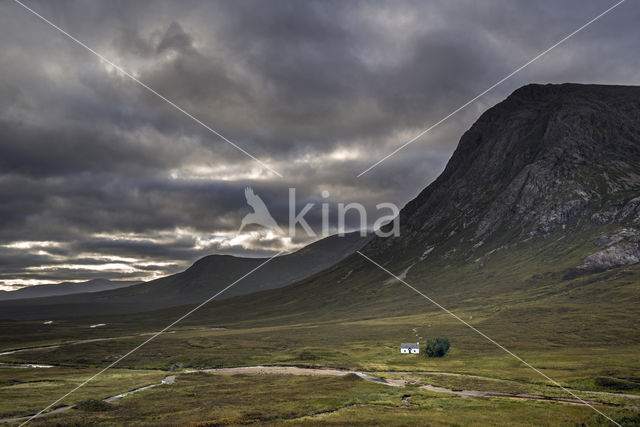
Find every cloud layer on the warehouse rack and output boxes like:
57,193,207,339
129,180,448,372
1,0,638,288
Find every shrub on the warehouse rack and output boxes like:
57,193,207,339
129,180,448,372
424,337,450,358
615,414,640,426
341,373,362,382
75,399,114,412
594,376,637,391
297,351,318,360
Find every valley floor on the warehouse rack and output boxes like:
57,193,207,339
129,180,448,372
0,313,639,426
1,256,639,425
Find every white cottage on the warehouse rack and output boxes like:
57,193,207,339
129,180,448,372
400,342,419,354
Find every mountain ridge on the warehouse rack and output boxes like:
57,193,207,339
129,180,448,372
367,83,640,268
0,279,139,301
0,231,370,319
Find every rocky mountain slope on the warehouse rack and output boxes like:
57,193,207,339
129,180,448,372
368,84,640,272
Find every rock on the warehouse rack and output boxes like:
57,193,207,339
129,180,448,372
594,229,638,247
578,245,640,271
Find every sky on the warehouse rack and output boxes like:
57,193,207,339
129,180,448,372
1,0,639,289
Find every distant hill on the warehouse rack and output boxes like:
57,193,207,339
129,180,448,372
0,232,370,319
0,279,139,301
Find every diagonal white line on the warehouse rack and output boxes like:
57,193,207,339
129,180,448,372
11,0,283,178
19,251,284,426
356,251,621,426
357,0,626,177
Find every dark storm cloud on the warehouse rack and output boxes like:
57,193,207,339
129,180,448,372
0,0,639,287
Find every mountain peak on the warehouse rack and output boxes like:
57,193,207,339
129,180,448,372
368,83,640,260
502,83,640,105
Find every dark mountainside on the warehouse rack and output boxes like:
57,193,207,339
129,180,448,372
0,279,139,301
367,83,640,270
0,231,369,319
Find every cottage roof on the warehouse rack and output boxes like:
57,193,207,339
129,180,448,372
401,343,419,349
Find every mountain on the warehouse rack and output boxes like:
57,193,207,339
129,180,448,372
366,83,640,270
95,231,369,304
0,231,369,319
0,279,139,301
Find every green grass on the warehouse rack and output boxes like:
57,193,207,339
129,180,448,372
293,396,634,426
0,367,166,419
34,373,394,425
24,373,638,426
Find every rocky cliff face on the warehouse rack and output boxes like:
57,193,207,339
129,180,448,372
367,84,640,269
